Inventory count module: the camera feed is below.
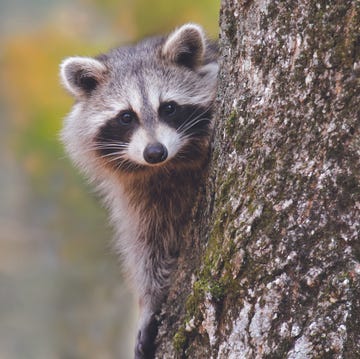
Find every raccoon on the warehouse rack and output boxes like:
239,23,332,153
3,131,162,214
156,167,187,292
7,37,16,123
60,23,218,358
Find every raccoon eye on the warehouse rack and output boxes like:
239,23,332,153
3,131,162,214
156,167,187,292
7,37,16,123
159,101,177,117
117,111,135,125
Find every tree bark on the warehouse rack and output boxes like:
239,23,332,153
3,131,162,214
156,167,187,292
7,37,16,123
156,0,360,358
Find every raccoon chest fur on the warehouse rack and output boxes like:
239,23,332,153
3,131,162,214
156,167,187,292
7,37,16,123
125,169,201,244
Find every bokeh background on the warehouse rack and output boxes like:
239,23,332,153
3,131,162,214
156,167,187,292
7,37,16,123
0,0,219,358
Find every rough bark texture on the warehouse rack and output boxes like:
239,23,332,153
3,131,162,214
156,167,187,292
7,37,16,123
156,0,360,358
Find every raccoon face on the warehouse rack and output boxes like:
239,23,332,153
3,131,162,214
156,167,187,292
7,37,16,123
60,24,218,175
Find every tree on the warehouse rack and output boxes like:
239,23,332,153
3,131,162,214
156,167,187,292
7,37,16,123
155,0,360,357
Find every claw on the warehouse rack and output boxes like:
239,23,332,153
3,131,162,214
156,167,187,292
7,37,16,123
134,316,158,359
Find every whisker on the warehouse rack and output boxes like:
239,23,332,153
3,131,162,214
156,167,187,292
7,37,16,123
178,117,210,135
176,105,212,134
100,151,125,158
83,142,129,155
92,143,128,150
176,107,202,132
106,154,128,163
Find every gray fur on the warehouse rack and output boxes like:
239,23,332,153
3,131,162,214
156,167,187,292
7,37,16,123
60,23,218,359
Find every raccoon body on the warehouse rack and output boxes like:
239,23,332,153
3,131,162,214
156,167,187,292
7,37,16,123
60,24,218,358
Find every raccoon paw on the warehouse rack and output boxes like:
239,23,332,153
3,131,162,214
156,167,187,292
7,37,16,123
134,316,158,359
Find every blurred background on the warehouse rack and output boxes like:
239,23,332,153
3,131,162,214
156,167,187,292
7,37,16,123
0,0,219,358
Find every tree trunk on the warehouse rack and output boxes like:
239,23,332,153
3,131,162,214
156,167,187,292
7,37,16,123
156,0,360,358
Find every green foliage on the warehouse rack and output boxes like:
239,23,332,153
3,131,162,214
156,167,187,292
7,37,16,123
86,0,219,38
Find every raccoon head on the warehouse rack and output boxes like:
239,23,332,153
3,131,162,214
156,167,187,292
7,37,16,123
60,23,218,178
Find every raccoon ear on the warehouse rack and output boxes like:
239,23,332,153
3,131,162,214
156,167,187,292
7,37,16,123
162,23,206,69
60,57,107,97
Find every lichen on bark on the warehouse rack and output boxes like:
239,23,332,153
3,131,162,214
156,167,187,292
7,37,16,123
155,1,360,358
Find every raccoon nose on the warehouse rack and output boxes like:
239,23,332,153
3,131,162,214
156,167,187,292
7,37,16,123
143,143,168,164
